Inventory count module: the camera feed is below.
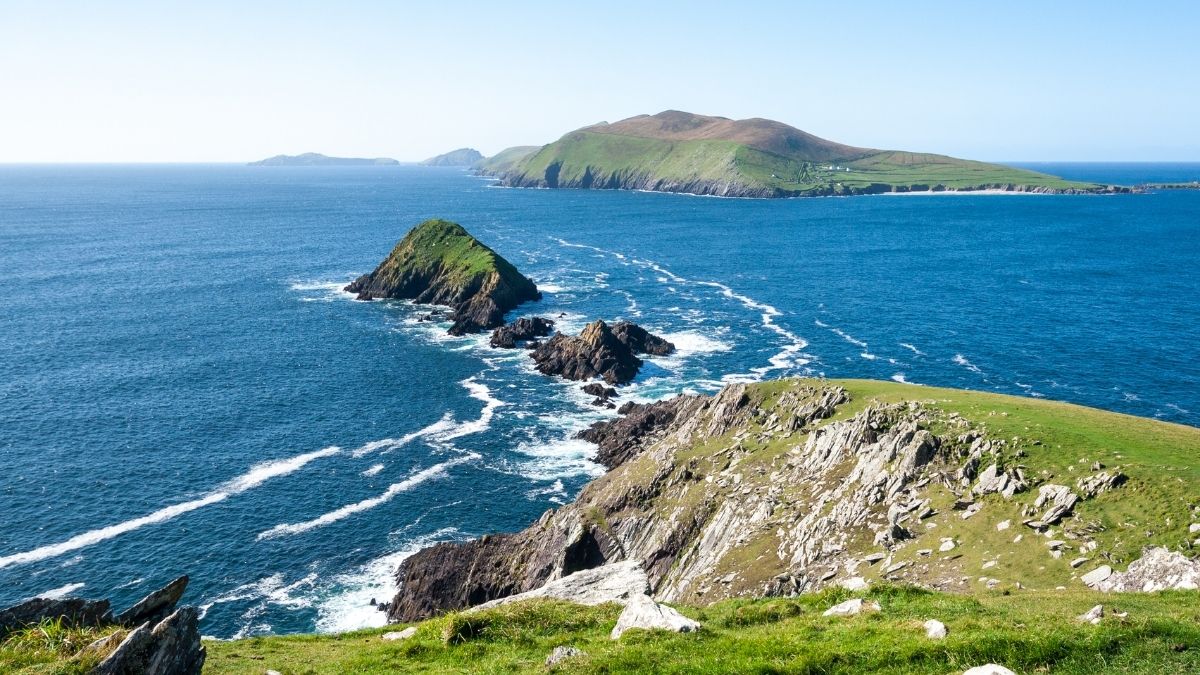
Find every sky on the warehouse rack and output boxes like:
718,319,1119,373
1,1,1197,162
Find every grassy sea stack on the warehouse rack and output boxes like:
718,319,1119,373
498,110,1126,198
345,219,540,335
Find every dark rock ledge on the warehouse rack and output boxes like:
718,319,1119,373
530,319,675,385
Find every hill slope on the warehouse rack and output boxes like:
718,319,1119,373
421,148,484,167
498,111,1117,197
345,219,540,334
474,145,541,174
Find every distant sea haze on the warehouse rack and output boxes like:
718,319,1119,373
0,162,1196,637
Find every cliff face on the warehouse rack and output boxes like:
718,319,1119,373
345,219,540,335
388,379,1159,622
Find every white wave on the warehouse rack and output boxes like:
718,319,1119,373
1166,403,1192,415
0,447,341,570
898,342,925,356
513,437,605,482
289,279,357,302
538,283,567,293
361,464,384,477
860,352,877,361
37,582,85,600
350,414,455,457
257,455,478,540
439,377,504,440
525,479,567,501
198,572,319,636
891,373,922,385
313,527,459,633
953,354,984,374
659,330,733,355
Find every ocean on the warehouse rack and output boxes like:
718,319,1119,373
1,163,1197,638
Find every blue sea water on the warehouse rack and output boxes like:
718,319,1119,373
1,163,1198,637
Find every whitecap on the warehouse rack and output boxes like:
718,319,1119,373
953,354,984,374
361,464,384,477
350,414,456,457
0,447,341,570
257,454,478,540
898,342,925,356
891,373,922,385
36,582,85,600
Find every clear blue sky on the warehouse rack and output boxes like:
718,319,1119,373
2,0,1197,162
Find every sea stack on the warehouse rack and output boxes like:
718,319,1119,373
345,219,541,335
530,319,675,384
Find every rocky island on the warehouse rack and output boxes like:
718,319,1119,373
530,319,675,385
421,148,484,167
248,152,399,166
488,110,1127,198
345,219,541,335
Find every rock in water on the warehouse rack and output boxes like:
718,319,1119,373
575,397,689,469
531,320,675,384
609,593,700,639
344,219,540,335
115,575,188,627
490,316,555,348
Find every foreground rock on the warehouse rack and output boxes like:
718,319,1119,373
115,575,189,627
609,593,700,639
545,645,586,666
93,607,205,675
1092,547,1200,592
472,561,650,610
0,597,111,638
823,598,880,617
345,219,540,335
531,320,675,384
490,316,555,348
924,619,947,638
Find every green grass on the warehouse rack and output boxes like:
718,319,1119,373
474,146,541,173
0,618,126,674
369,218,534,298
503,130,1101,196
201,587,1200,674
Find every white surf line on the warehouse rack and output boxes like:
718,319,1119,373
36,582,86,600
256,454,479,540
350,414,456,458
952,353,984,375
898,342,925,356
0,447,341,570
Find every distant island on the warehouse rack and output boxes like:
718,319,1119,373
421,148,484,167
483,110,1127,198
248,152,399,166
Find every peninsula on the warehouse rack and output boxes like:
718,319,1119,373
489,110,1125,198
248,152,399,166
345,219,540,335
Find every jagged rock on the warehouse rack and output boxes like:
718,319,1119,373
924,619,947,639
576,398,688,469
1034,484,1079,524
823,598,880,617
382,627,417,640
961,503,983,519
93,607,205,675
610,593,699,639
473,561,649,610
582,383,618,400
1077,604,1104,624
1076,471,1127,498
531,320,674,384
0,597,112,638
490,316,555,348
963,666,1016,675
1081,565,1113,587
1095,547,1200,592
345,219,540,335
545,646,586,666
115,575,188,627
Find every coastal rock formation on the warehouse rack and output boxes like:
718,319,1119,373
0,597,112,638
93,607,205,675
530,320,675,385
115,575,189,627
471,561,649,611
490,316,555,349
386,379,1152,622
345,219,540,335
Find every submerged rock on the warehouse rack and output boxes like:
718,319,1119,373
531,320,675,385
345,219,540,335
490,316,555,349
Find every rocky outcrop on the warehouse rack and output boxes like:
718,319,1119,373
576,397,690,469
0,597,111,638
530,320,675,385
609,593,700,639
115,575,189,627
1093,547,1200,592
93,607,205,675
345,219,540,335
490,316,554,348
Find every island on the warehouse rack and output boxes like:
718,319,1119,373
490,110,1127,198
472,145,541,174
248,152,399,166
345,219,541,335
420,148,484,167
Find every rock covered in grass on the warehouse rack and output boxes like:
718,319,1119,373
923,618,947,639
610,593,700,639
822,598,880,617
545,645,586,666
0,597,112,639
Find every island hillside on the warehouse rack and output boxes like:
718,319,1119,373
248,152,399,166
494,110,1123,197
421,148,484,167
473,145,541,174
345,219,540,335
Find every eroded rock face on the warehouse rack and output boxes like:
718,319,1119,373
530,320,674,385
490,317,555,349
576,397,691,469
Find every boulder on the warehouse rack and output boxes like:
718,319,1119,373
1076,471,1127,498
1077,604,1104,624
839,577,870,591
963,666,1016,675
473,560,649,611
610,593,699,639
0,597,112,639
93,607,205,675
610,322,675,356
1081,565,1113,587
1034,484,1079,524
545,645,586,666
490,317,555,349
822,598,880,617
382,626,417,640
924,619,947,639
1095,547,1200,592
575,397,689,469
115,575,189,627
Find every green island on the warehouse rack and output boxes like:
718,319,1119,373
484,111,1124,198
6,379,1197,674
422,148,485,167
